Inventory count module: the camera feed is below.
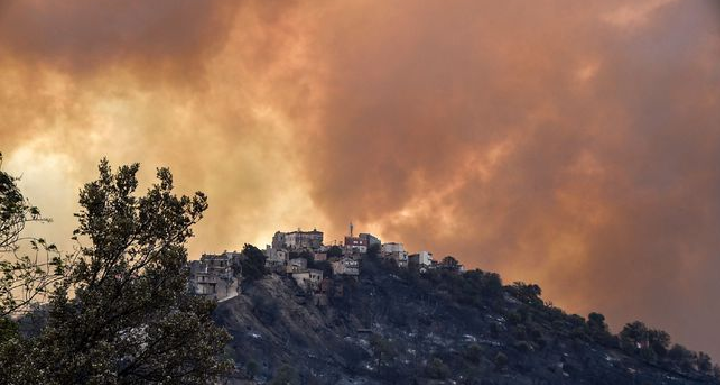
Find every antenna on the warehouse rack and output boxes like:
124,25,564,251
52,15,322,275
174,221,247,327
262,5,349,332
350,222,354,238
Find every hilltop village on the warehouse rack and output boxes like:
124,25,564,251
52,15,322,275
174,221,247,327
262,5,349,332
197,227,720,385
187,225,465,302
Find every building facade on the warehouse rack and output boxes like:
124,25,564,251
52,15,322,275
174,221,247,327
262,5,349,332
292,268,324,290
417,250,434,266
344,236,368,253
285,229,324,249
187,253,241,301
332,257,360,276
359,232,381,248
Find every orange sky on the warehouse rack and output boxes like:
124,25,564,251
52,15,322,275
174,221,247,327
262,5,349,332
1,0,719,359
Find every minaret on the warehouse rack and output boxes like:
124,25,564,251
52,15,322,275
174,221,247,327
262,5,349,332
350,222,354,238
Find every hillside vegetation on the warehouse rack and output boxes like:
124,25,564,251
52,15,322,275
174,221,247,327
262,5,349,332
216,253,720,385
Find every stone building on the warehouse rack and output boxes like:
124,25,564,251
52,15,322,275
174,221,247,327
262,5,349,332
285,229,324,249
187,253,241,301
332,257,360,276
382,242,409,268
292,268,324,291
266,248,289,267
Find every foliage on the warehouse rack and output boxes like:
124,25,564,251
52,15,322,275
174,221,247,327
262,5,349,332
326,246,344,259
0,151,65,317
240,243,267,282
508,282,543,306
313,260,333,277
0,159,231,384
668,344,697,373
587,312,611,342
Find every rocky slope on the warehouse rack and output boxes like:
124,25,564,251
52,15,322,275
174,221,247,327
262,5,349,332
214,256,719,385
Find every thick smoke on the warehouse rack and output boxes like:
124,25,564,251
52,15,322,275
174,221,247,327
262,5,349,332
298,0,720,357
1,0,719,359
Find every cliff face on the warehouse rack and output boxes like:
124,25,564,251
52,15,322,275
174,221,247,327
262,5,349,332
214,257,719,385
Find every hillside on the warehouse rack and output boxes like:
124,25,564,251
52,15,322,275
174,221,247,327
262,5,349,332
214,255,719,385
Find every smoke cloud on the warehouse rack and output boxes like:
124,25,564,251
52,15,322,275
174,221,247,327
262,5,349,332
1,0,719,358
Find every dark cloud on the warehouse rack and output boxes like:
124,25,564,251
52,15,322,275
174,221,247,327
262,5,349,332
0,0,239,79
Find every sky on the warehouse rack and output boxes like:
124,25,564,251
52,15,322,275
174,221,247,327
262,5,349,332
1,0,719,359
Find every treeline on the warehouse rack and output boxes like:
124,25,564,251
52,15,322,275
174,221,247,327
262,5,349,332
423,266,720,380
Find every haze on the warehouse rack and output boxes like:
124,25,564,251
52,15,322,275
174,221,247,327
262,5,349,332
1,0,718,359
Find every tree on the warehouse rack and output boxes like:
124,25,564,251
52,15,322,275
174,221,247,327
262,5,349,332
240,243,267,282
326,245,343,259
510,282,543,306
668,344,696,373
697,351,713,373
0,151,65,318
1,159,231,384
587,312,613,344
620,321,648,351
647,329,671,358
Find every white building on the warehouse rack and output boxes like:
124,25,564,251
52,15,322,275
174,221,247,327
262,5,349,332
292,268,324,290
417,250,434,266
382,242,409,267
332,257,360,276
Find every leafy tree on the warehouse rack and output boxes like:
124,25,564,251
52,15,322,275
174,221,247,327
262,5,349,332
0,151,65,318
620,321,647,351
668,343,696,373
240,243,267,282
326,245,343,259
462,343,484,364
587,312,613,345
647,329,671,358
313,260,333,278
509,282,543,306
587,312,607,333
1,160,231,384
697,351,713,373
